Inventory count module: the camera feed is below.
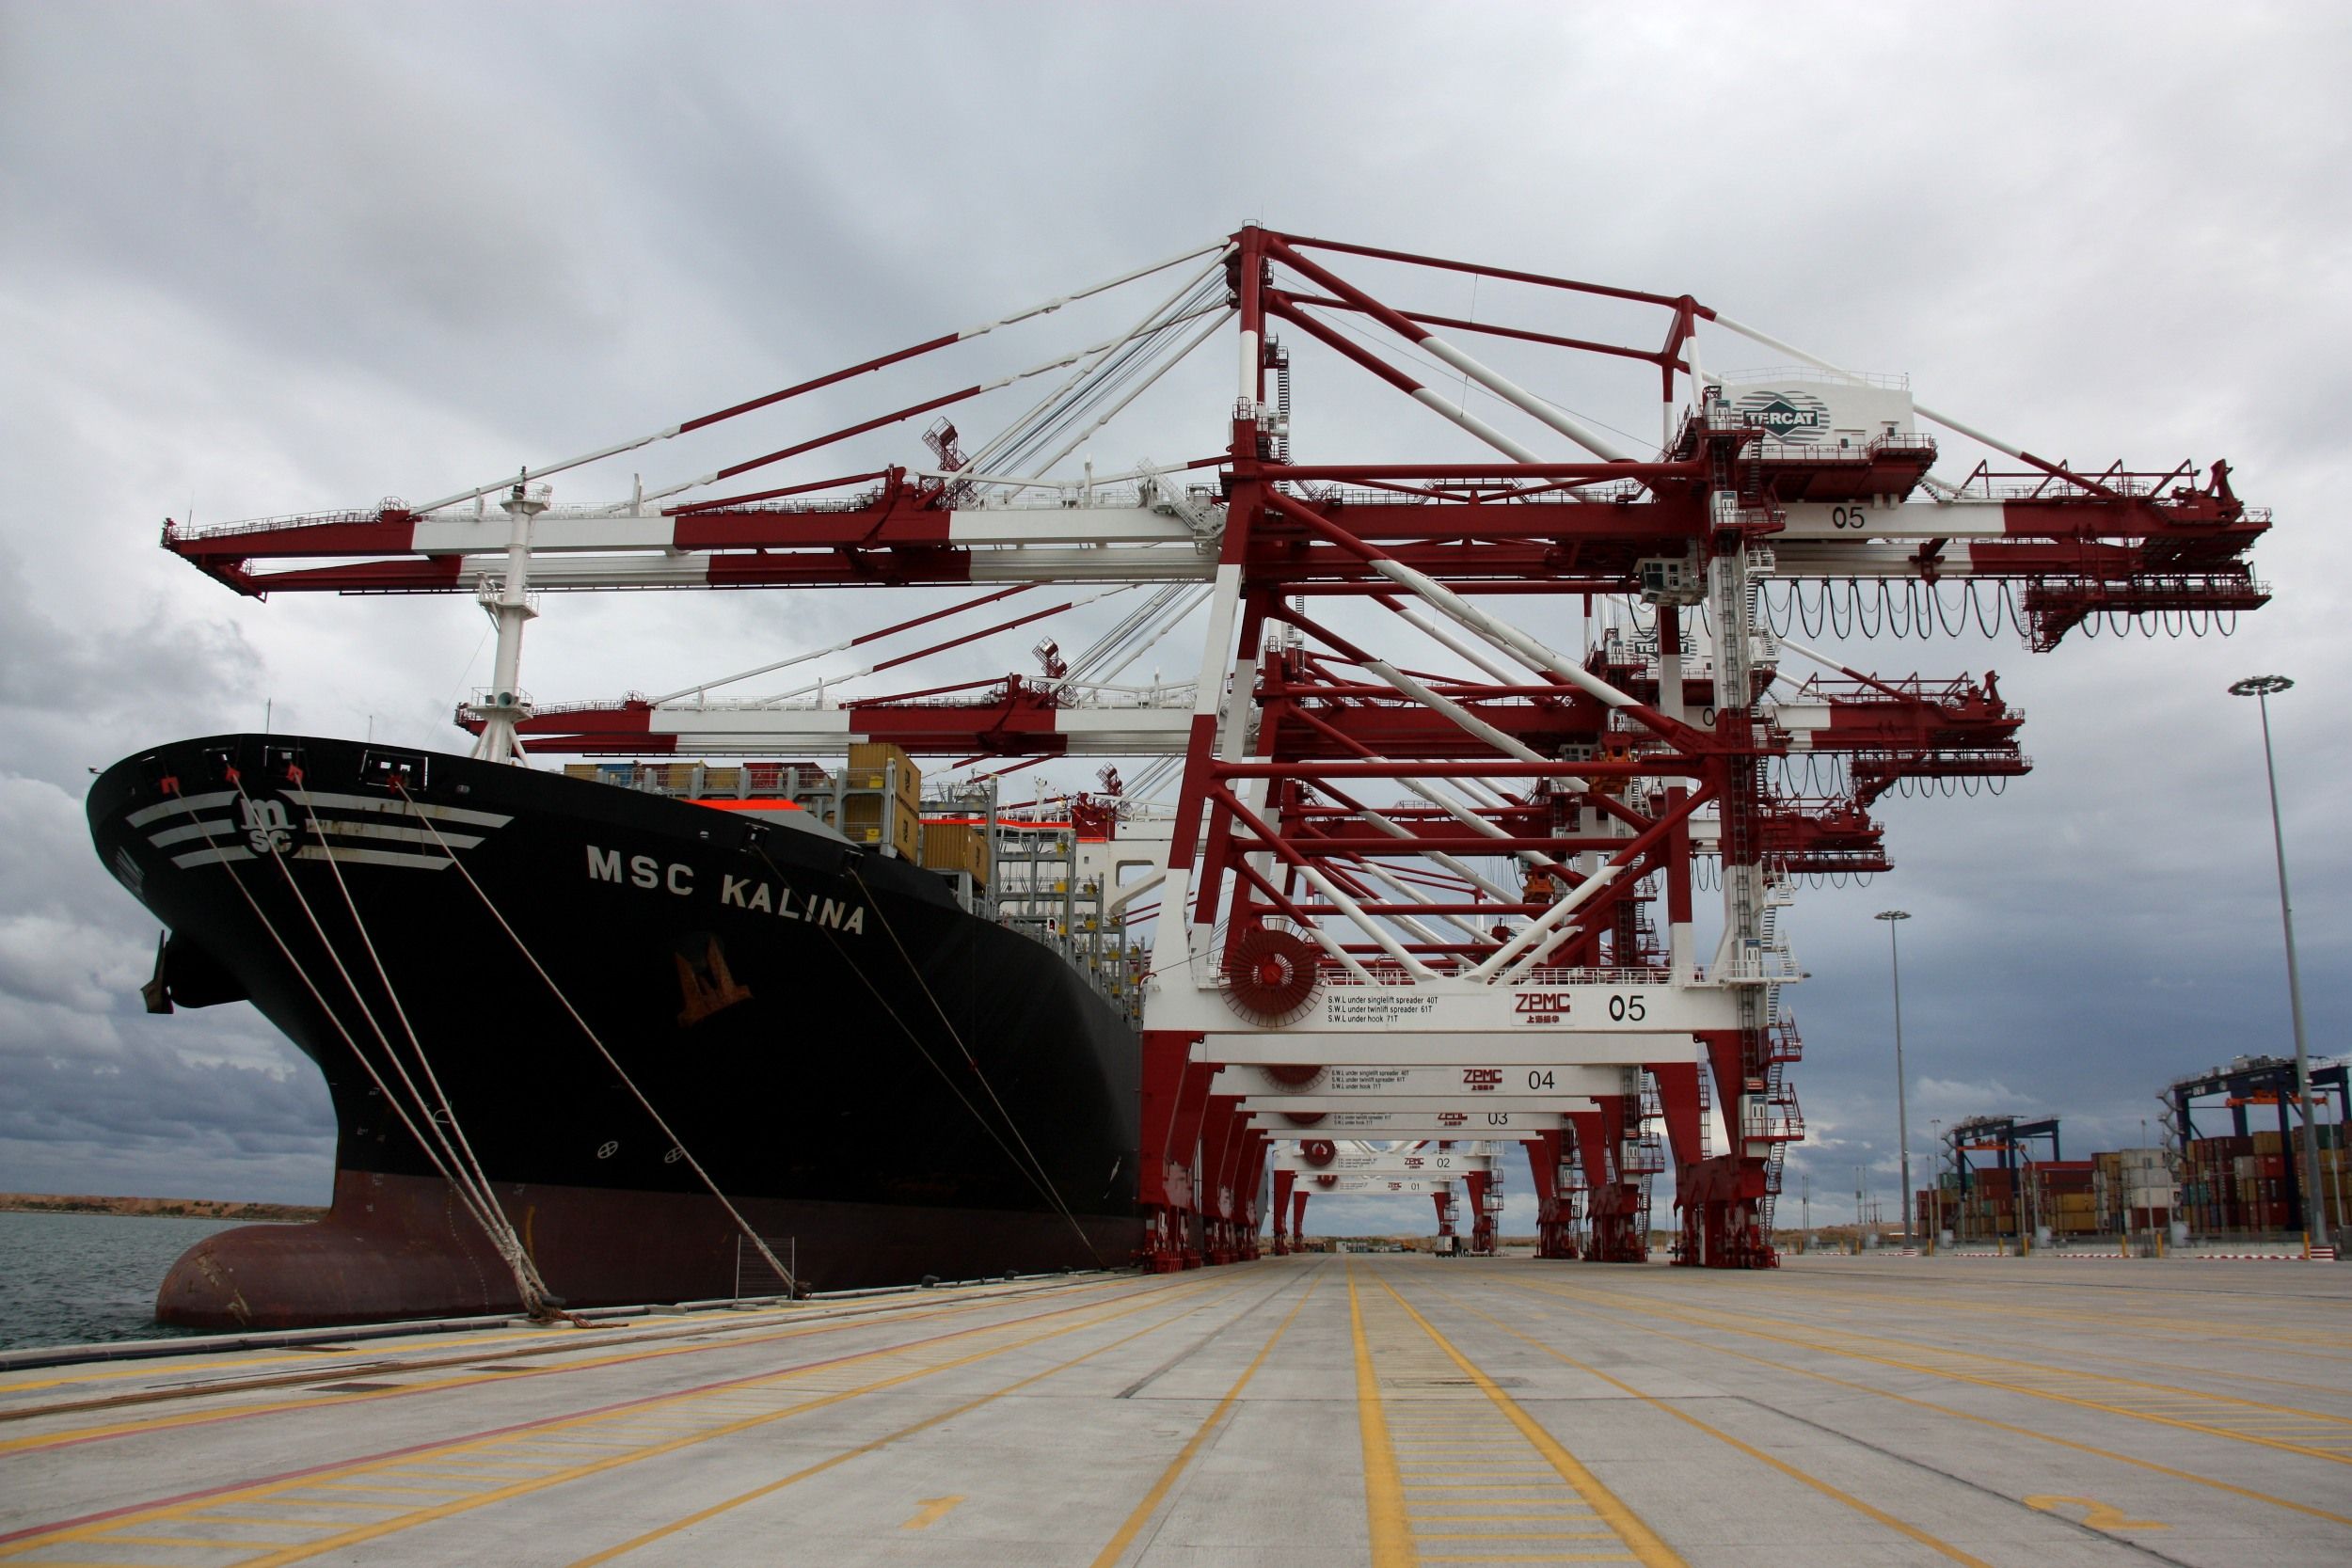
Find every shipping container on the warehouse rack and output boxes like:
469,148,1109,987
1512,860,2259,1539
844,795,920,859
917,821,993,884
847,742,922,802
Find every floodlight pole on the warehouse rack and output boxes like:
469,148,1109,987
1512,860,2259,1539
2229,676,2326,1251
1877,910,1914,1248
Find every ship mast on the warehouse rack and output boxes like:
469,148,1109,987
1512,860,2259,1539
471,478,548,762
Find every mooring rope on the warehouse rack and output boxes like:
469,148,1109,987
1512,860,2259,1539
740,839,1100,1261
180,787,563,1319
846,862,1104,1267
270,783,563,1312
394,779,800,1297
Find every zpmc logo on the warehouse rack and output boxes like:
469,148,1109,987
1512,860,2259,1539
239,795,295,856
1734,388,1831,442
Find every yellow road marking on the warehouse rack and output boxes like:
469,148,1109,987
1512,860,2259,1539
1427,1282,1994,1568
0,1275,1226,1566
1417,1556,1636,1563
573,1274,1253,1566
900,1495,965,1530
1500,1279,2352,1530
1580,1279,2352,1420
1089,1269,1322,1568
0,1275,1144,1452
1349,1269,1415,1568
1360,1267,1686,1568
84,1538,302,1550
1741,1275,2352,1357
1523,1279,2352,1468
2023,1495,2169,1532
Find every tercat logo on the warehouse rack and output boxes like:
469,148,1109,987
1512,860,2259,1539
1734,388,1831,442
239,796,294,856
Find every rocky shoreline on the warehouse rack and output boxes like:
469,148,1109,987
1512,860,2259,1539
0,1192,326,1223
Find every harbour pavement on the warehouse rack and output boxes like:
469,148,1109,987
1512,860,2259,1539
3,1253,2347,1565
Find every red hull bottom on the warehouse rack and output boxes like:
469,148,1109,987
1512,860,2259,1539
157,1169,1145,1330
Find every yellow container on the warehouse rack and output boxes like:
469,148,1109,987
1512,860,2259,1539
848,742,921,801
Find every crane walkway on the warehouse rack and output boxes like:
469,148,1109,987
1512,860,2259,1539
2,1256,2346,1566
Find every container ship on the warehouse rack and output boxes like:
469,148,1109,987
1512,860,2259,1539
87,731,1149,1328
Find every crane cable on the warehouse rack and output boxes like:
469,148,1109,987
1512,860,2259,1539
392,779,801,1298
179,787,562,1320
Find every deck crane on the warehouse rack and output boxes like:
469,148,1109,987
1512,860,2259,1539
153,226,2269,1270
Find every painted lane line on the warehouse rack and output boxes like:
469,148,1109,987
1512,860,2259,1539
1089,1266,1326,1568
1358,1265,1686,1568
127,1288,1225,1568
0,1275,1216,1558
1423,1281,1997,1568
0,1272,1150,1454
569,1273,1260,1566
0,1276,1126,1415
1349,1271,1415,1568
1500,1279,2352,1532
1724,1276,2352,1370
1538,1279,2352,1467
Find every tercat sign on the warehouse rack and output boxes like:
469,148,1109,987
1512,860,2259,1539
1733,388,1831,441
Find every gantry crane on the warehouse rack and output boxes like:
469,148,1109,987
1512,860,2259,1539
153,227,2268,1269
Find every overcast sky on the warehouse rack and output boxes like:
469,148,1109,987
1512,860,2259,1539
2,2,2345,1243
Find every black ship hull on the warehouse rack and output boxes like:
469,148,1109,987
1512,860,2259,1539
87,735,1144,1328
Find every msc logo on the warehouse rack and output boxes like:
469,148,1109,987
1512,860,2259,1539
1734,388,1831,442
238,795,295,856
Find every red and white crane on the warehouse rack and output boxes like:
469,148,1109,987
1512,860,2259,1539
156,226,2268,1269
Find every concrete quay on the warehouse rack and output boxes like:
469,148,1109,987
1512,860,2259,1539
2,1253,2346,1566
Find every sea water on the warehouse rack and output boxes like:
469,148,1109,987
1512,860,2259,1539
0,1211,250,1351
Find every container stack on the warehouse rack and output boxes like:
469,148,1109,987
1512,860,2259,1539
2324,1123,2350,1232
917,820,993,885
1952,1166,2017,1241
843,742,921,859
2118,1147,2174,1232
2179,1134,2256,1231
2038,1159,2097,1237
1925,1128,2344,1243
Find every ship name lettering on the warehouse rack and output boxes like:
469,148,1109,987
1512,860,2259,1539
586,846,693,895
715,874,866,933
625,853,694,895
